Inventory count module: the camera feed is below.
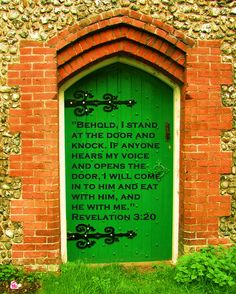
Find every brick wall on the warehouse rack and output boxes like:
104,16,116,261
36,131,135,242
181,40,233,251
8,41,60,268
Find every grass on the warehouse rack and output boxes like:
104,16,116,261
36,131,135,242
37,262,236,294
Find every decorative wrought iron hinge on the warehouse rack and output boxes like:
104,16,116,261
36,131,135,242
65,90,136,116
67,224,137,249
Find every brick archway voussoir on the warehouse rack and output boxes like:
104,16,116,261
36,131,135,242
57,38,185,85
53,10,194,86
49,9,195,52
57,25,186,70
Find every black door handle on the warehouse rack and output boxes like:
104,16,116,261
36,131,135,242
165,122,170,142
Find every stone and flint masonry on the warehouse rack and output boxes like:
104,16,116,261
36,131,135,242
0,0,236,269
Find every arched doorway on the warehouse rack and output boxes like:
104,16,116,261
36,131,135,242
60,61,179,263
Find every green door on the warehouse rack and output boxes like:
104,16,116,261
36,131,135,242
64,63,173,263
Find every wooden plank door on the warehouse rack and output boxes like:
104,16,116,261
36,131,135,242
64,63,173,263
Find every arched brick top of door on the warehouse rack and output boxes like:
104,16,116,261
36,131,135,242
48,9,195,86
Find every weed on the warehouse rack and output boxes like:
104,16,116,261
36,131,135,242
175,245,236,288
0,264,40,293
0,264,38,284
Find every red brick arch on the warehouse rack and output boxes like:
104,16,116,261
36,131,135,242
48,9,195,85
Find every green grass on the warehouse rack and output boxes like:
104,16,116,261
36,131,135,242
37,262,236,294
